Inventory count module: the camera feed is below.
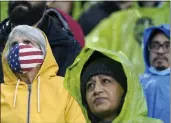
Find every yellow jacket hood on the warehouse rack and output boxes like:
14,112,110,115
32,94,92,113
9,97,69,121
2,30,58,85
1,29,85,123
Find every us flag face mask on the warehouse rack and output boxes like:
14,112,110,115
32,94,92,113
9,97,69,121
8,42,44,73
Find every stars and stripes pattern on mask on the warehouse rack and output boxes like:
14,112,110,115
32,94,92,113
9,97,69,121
8,42,44,73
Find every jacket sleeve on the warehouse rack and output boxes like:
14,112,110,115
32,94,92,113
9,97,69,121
65,94,86,123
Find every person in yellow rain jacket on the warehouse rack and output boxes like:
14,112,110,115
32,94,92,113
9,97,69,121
64,44,163,123
1,25,85,123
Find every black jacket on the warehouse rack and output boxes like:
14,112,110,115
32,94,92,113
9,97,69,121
78,2,120,36
0,8,81,82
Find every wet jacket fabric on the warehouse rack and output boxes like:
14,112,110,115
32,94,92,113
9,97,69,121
64,42,163,123
140,24,170,123
1,31,86,123
0,8,83,82
78,1,167,36
85,7,170,75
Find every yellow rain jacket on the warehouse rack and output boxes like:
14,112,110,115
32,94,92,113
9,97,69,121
85,7,170,74
1,31,86,123
64,44,163,123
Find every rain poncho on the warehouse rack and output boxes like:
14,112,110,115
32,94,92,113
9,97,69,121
85,7,170,74
64,44,163,123
1,29,85,123
140,24,170,123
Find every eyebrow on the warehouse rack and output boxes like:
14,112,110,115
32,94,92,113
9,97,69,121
23,39,31,42
86,79,95,86
87,79,94,83
151,40,170,44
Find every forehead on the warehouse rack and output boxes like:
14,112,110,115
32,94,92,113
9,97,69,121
92,74,109,78
151,31,169,43
10,35,37,45
88,74,114,82
11,35,31,42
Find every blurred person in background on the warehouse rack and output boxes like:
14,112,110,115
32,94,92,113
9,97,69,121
2,1,84,46
64,45,163,123
0,1,85,83
47,1,93,20
84,1,170,75
138,1,163,7
78,1,164,36
47,1,73,14
1,25,85,123
140,24,170,123
78,1,133,36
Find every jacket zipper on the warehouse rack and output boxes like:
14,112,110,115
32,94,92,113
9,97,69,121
27,84,32,123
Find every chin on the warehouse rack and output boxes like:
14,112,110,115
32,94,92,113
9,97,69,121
94,105,111,114
94,109,109,117
93,106,116,119
155,65,168,71
154,61,169,70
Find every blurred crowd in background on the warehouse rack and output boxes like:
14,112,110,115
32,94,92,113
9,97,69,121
0,1,170,123
44,1,169,74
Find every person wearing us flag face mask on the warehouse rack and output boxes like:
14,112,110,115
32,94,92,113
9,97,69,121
1,25,86,123
5,26,46,83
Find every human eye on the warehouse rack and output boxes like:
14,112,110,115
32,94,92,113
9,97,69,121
11,41,18,47
164,42,170,50
23,40,32,45
102,79,111,85
86,82,95,91
150,42,159,50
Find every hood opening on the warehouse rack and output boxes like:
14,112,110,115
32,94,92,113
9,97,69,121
80,51,127,122
143,25,170,70
144,29,162,67
64,46,158,122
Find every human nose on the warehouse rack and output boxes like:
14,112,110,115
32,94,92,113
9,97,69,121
93,81,103,95
158,46,165,53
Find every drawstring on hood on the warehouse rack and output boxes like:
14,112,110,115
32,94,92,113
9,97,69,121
37,76,40,113
12,76,41,113
13,79,20,107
